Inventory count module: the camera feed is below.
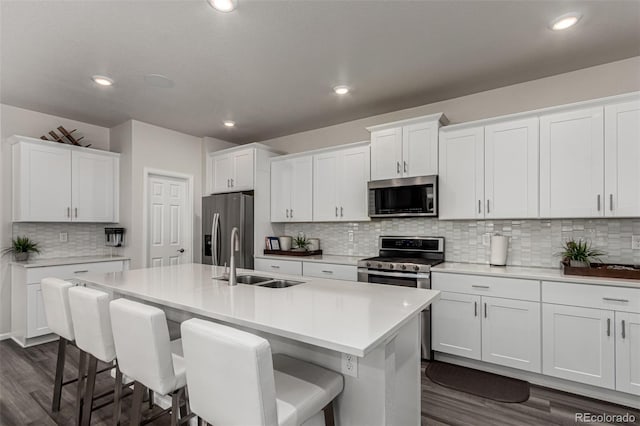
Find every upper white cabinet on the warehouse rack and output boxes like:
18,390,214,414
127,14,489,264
604,100,640,217
439,117,539,220
540,107,605,218
314,144,370,222
270,155,313,222
208,147,255,194
368,113,447,181
12,137,119,223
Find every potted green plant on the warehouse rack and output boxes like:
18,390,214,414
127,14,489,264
559,239,605,268
293,235,310,252
2,236,41,261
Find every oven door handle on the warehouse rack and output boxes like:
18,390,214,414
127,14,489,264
358,268,431,279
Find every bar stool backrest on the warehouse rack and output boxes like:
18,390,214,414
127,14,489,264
68,286,116,363
41,278,75,341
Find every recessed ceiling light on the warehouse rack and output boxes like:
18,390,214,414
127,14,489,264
334,85,350,95
207,0,237,12
91,75,114,86
223,120,236,127
550,13,581,31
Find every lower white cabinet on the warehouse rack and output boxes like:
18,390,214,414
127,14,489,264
302,262,357,281
616,312,640,395
432,291,482,360
254,258,302,276
482,296,541,372
542,304,615,389
27,284,50,338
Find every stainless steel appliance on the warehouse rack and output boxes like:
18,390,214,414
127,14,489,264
368,175,438,218
357,236,445,360
202,193,254,269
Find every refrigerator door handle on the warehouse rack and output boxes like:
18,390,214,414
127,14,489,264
212,213,220,266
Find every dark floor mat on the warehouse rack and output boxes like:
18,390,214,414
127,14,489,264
426,362,530,403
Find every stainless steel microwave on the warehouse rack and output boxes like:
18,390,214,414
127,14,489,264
368,175,438,218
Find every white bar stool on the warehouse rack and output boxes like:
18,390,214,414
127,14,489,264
109,298,192,426
181,318,344,426
68,286,126,426
41,278,86,418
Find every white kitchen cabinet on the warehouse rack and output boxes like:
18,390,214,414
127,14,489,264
432,291,482,360
438,126,484,219
12,137,119,223
302,262,357,281
542,303,615,389
270,156,313,222
254,258,302,275
27,284,50,338
604,100,640,217
209,148,255,193
368,114,447,181
313,144,370,222
484,117,539,219
481,296,541,373
615,312,640,396
540,107,605,218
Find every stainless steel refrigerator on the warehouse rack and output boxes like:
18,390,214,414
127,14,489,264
202,193,254,269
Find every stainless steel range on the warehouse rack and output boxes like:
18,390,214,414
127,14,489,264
357,236,445,360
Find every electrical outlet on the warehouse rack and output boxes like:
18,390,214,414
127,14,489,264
348,230,354,242
632,235,640,250
59,232,68,242
482,233,491,247
341,353,358,377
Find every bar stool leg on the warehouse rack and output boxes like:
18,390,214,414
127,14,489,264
75,350,88,425
322,401,335,426
81,355,98,426
112,363,123,426
171,390,180,426
52,337,67,412
130,381,145,426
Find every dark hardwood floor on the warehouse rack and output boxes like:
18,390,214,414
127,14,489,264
1,339,638,425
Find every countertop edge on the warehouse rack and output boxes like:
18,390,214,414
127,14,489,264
254,254,362,266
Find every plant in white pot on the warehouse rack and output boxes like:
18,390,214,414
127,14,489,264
2,236,41,261
559,239,605,268
293,235,310,252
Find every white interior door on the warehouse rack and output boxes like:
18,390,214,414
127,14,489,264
615,311,640,395
148,175,189,267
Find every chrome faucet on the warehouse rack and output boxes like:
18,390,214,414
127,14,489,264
228,227,240,286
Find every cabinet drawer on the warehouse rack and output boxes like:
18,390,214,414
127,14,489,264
542,281,640,313
26,261,125,284
303,262,357,281
254,258,302,276
432,272,540,302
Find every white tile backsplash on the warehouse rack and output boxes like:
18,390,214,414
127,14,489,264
284,218,640,268
12,223,119,259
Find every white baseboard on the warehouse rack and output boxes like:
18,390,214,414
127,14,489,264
434,353,640,409
0,332,13,341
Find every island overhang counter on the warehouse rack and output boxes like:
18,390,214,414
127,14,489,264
78,263,440,425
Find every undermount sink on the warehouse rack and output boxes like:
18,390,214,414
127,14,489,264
213,274,303,288
236,275,273,284
258,279,304,288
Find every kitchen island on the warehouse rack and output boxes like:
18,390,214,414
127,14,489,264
79,263,439,425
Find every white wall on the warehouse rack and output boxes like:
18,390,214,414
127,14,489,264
258,56,640,153
0,104,110,335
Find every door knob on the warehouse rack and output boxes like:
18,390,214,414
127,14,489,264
177,248,185,253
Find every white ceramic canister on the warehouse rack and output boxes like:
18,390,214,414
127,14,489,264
490,235,509,266
308,238,320,252
279,236,293,251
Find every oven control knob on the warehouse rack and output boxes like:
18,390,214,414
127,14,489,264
402,265,407,270
389,264,394,270
413,265,420,271
377,263,383,269
366,262,371,267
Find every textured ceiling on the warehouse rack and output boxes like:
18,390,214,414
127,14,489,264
2,0,639,143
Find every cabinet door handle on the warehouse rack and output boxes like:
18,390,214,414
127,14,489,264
597,194,601,211
397,161,400,174
603,297,629,303
67,207,71,218
621,320,626,339
227,179,230,187
486,200,490,214
403,161,408,173
335,206,338,217
290,209,293,218
74,208,78,218
609,194,613,211
321,270,333,274
472,285,490,289
474,301,477,317
478,200,481,214
230,178,234,187
270,265,280,269
484,303,487,318
340,207,344,217
285,209,289,218
606,318,611,337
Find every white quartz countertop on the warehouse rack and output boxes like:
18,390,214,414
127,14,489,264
254,254,362,266
11,255,130,269
432,262,640,289
81,263,439,356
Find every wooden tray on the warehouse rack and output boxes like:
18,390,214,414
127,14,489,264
263,249,323,257
562,262,640,280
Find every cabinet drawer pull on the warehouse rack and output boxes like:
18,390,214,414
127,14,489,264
621,320,626,339
597,194,601,211
321,270,333,274
609,194,613,211
603,297,629,303
403,161,407,173
74,270,89,274
607,318,611,336
474,301,477,317
484,303,487,318
486,200,490,214
478,200,481,214
472,285,490,289
396,161,400,174
270,265,280,269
